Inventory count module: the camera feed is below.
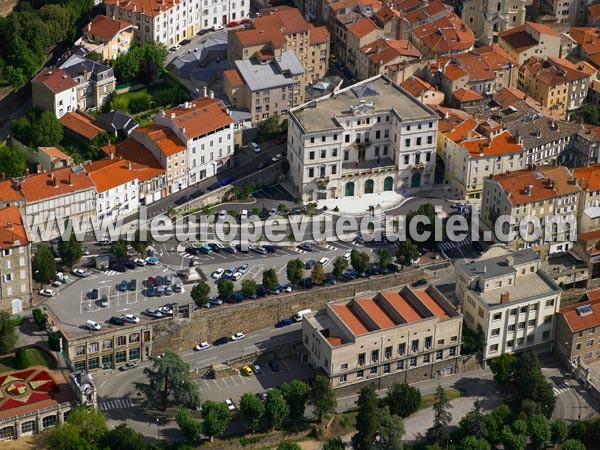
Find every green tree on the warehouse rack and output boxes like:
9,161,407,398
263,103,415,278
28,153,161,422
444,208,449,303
190,281,211,305
256,114,282,141
110,238,128,259
30,111,64,147
202,400,231,442
311,263,326,285
64,407,107,445
138,58,158,85
332,256,349,277
501,426,527,450
262,268,279,291
376,248,392,268
217,280,234,298
113,51,140,83
309,375,337,420
529,414,550,450
426,385,453,445
458,399,487,440
385,382,421,418
100,424,146,450
458,436,491,450
323,437,345,450
551,419,569,445
375,406,404,450
350,249,370,273
407,203,439,250
561,439,587,450
5,65,27,88
241,279,257,298
58,232,83,270
485,405,511,444
15,347,29,369
240,392,265,433
352,384,379,450
32,245,57,285
286,259,304,285
176,408,203,442
265,388,289,430
569,422,587,441
132,229,153,256
281,379,309,424
40,422,92,450
461,325,486,355
39,4,71,43
512,419,528,436
0,312,18,354
396,239,419,269
134,350,200,410
277,442,302,450
0,143,27,177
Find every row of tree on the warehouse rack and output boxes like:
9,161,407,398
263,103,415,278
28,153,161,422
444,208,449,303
112,42,168,85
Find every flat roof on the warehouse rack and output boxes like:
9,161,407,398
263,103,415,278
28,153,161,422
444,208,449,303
479,272,558,306
235,50,304,91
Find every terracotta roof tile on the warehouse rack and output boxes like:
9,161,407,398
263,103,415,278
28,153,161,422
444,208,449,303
133,124,186,156
59,112,104,140
0,179,24,203
413,290,449,320
84,14,135,41
159,98,232,140
348,18,380,39
499,25,538,52
527,21,561,37
462,130,524,157
589,2,600,19
559,295,600,332
432,105,472,133
32,68,76,94
100,139,164,183
573,164,600,192
569,27,600,58
402,0,446,23
330,304,369,335
412,12,474,54
400,76,436,97
521,56,589,86
378,291,423,323
104,0,184,17
18,167,95,203
360,38,421,65
445,118,480,142
38,147,70,161
354,298,396,329
85,158,141,192
308,24,329,44
0,206,29,249
452,87,483,102
224,69,244,88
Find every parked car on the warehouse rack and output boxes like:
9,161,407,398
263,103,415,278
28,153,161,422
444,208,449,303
134,258,147,266
224,245,237,254
271,153,283,162
120,361,139,371
195,342,210,351
298,243,313,252
109,316,126,326
318,257,330,267
155,276,164,286
128,279,137,291
268,360,280,372
90,288,99,300
191,188,205,198
175,194,191,206
124,314,139,323
252,246,267,255
86,320,101,331
99,295,109,307
225,399,236,411
156,286,164,297
82,247,90,255
145,308,162,318
146,256,159,265
343,252,351,261
169,44,181,51
305,260,315,270
165,285,173,296
209,297,223,306
257,391,268,401
112,264,126,273
158,305,173,316
179,38,191,45
198,29,209,35
411,279,428,287
212,268,225,279
264,245,277,253
252,364,262,374
146,287,155,297
39,288,56,297
225,293,244,303
241,365,253,376
276,318,292,328
231,272,242,281
208,181,221,191
222,269,234,279
208,243,224,253
214,336,229,345
238,263,249,273
124,261,136,270
250,142,261,153
231,332,245,341
73,268,88,277
118,280,128,292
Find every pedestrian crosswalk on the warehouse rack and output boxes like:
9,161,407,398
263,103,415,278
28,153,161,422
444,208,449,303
98,398,134,411
178,250,197,259
103,270,120,276
439,236,472,251
553,382,572,396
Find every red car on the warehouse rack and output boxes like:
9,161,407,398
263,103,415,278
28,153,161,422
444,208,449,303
227,21,240,27
147,277,155,288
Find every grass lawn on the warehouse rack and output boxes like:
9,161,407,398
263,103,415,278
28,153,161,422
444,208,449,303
0,348,56,373
419,388,464,410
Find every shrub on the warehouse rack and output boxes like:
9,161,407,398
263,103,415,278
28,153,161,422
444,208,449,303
48,331,61,351
32,308,47,330
15,348,30,369
128,94,152,113
333,206,339,212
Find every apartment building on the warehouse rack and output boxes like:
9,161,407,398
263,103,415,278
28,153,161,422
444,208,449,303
518,56,591,118
227,7,329,87
565,126,600,167
199,0,247,30
460,0,529,45
325,0,382,56
355,38,421,82
589,3,600,27
224,51,305,124
154,98,234,184
455,247,561,361
498,22,562,65
76,14,137,60
438,118,525,201
0,206,32,314
58,55,116,112
287,75,438,201
132,125,188,194
31,68,78,119
399,76,444,106
540,0,588,25
343,18,384,77
568,27,600,67
26,147,74,172
303,286,462,390
409,13,475,58
555,289,600,367
573,164,600,233
481,166,580,255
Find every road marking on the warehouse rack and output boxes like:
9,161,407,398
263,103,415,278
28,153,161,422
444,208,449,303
99,280,111,284
553,382,572,396
202,379,210,389
221,378,230,388
116,308,130,312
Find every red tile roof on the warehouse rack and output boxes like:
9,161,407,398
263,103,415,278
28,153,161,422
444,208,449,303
569,27,600,58
100,139,164,183
499,25,538,53
521,56,590,86
354,298,396,329
527,21,561,37
224,69,244,88
104,0,184,17
18,167,95,203
32,68,76,94
133,124,186,156
348,18,380,39
559,295,600,332
38,147,71,162
412,12,474,55
588,2,600,19
84,14,135,41
413,290,449,320
160,98,232,140
331,304,369,335
360,38,421,65
378,291,423,323
400,76,436,97
452,87,483,102
462,130,523,157
573,164,600,192
0,206,29,249
85,158,140,192
402,0,446,23
0,179,23,203
60,112,104,140
308,24,329,44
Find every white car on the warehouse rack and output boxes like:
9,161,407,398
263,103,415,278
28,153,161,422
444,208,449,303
252,364,262,374
231,332,245,341
271,153,283,162
158,305,173,316
123,314,140,324
56,272,69,283
225,398,236,411
39,288,56,297
51,279,62,287
134,258,147,266
343,252,351,261
72,268,88,277
250,142,261,153
211,268,225,279
278,284,292,293
86,320,101,331
195,342,210,351
169,44,181,51
319,257,330,267
231,272,242,281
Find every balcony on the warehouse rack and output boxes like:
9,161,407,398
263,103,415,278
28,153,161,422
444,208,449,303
341,157,395,177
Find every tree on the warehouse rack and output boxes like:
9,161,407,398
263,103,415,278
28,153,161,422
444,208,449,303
30,111,64,147
396,239,419,269
241,279,257,298
323,437,345,450
309,375,337,420
110,238,128,259
0,312,18,354
551,419,569,445
375,406,404,450
281,379,309,424
100,424,146,450
32,245,57,286
529,414,550,450
277,442,302,450
58,232,83,270
459,399,487,440
202,401,231,441
40,422,92,450
350,249,370,273
461,325,486,355
132,229,153,256
352,384,379,450
485,405,511,444
458,436,491,450
39,4,71,43
377,248,392,268
138,58,158,85
190,281,211,305
64,407,107,445
15,347,30,369
0,143,27,177
5,65,27,88
426,385,453,445
501,426,527,450
262,268,279,291
113,50,140,83
264,388,289,430
240,392,265,433
561,439,587,450
176,408,203,442
311,263,326,285
256,114,282,141
134,350,200,410
407,203,439,250
569,422,587,441
385,382,421,418
332,257,348,277
286,259,304,285
217,280,234,298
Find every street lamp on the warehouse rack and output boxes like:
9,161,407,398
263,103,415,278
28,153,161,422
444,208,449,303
156,418,160,441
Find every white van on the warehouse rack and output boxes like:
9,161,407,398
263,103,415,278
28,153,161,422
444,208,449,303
174,282,183,293
240,209,248,220
293,309,312,322
318,257,330,267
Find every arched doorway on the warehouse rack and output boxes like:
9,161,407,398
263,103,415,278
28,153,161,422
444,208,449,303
345,182,355,197
411,173,421,188
365,179,374,194
384,176,394,191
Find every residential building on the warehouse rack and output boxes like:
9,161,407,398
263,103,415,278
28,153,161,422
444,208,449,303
76,14,137,60
459,0,529,45
325,0,382,56
26,147,74,173
0,179,24,208
344,18,384,77
498,22,562,65
400,76,444,106
438,118,525,201
481,166,580,255
154,98,234,184
355,38,421,82
409,13,475,58
287,75,438,201
31,68,78,119
518,56,591,118
588,3,600,27
455,247,561,361
303,286,462,390
565,125,600,167
199,0,247,30
568,27,600,67
227,7,329,87
131,125,189,194
224,51,305,124
540,0,588,25
554,290,600,367
0,206,32,314
97,110,139,138
451,88,486,110
59,112,105,142
573,164,600,233
58,55,116,111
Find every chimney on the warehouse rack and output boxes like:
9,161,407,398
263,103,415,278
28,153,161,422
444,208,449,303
528,184,533,195
127,161,131,170
500,292,510,303
506,255,514,266
52,175,58,187
36,164,42,174
87,22,92,32
83,69,88,81
6,222,12,230
110,150,114,159
536,128,541,138
68,174,73,186
25,167,29,176
444,112,449,120
203,86,208,97
209,90,214,98
171,113,176,119
483,265,487,273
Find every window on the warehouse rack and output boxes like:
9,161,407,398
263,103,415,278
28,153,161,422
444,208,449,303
436,350,443,360
398,343,405,355
588,339,594,347
416,137,422,146
451,336,458,342
518,322,526,329
396,360,404,370
508,324,516,331
489,344,499,353
546,299,555,308
507,340,514,347
117,336,126,346
129,348,140,360
385,346,392,359
425,336,432,349
341,363,348,369
383,363,390,373
371,349,379,363
437,339,445,346
370,366,377,374
528,319,536,327
116,351,127,363
339,374,347,383
42,415,57,429
75,346,85,356
527,335,535,343
510,308,517,316
585,352,592,360
87,342,99,353
309,151,315,160
410,357,417,367
405,138,410,147
449,347,456,357
356,370,364,378
493,312,502,321
576,343,582,350
88,357,99,370
491,328,500,336
358,353,365,365
423,353,430,363
320,149,326,159
411,339,419,352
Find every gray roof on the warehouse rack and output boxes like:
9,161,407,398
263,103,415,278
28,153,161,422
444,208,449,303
98,110,139,134
229,109,252,123
504,116,581,150
305,76,343,101
59,54,114,81
457,248,538,280
235,50,304,92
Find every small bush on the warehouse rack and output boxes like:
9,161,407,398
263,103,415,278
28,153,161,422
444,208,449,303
32,309,47,330
48,331,61,351
128,93,152,113
333,206,339,212
15,347,30,369
323,205,328,211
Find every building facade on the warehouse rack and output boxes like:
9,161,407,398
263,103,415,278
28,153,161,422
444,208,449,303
59,55,116,112
573,164,600,233
31,68,78,119
460,0,529,45
498,22,562,65
77,14,137,60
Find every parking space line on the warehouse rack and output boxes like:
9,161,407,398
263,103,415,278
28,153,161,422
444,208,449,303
230,376,239,386
202,379,211,390
281,359,291,371
277,265,286,274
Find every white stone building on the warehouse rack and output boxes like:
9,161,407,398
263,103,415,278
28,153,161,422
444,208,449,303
200,0,247,30
31,68,78,119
